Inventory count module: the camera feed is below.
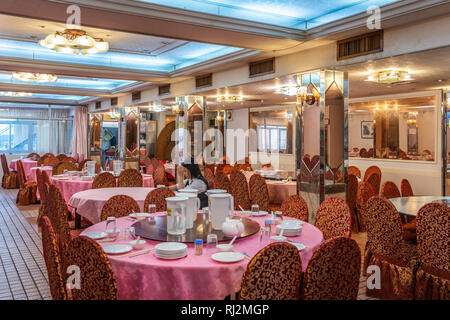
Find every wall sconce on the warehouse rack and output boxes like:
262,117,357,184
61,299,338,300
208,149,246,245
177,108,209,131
171,104,180,114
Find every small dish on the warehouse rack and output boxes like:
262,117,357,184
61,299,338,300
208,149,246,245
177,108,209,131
216,244,233,252
130,239,146,250
270,235,287,242
129,212,152,221
251,210,268,216
102,244,133,255
105,228,120,238
80,231,107,240
211,251,244,263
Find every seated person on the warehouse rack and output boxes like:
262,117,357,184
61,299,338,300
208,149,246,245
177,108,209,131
180,159,209,209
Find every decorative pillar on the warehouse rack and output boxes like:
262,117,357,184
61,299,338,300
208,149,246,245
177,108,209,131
87,113,102,165
119,106,140,169
296,70,348,223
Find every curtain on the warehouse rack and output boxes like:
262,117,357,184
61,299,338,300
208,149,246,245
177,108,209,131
36,120,50,154
70,107,88,158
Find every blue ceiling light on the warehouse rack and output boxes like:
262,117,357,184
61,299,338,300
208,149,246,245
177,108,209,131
137,0,400,29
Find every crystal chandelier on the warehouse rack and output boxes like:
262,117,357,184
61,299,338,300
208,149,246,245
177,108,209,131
366,70,413,84
12,72,57,83
217,95,243,103
0,91,32,97
38,28,109,55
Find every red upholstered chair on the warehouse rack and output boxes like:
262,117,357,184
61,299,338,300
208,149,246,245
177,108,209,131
215,163,225,173
359,148,368,158
62,156,77,163
42,153,55,158
1,154,18,189
92,172,116,189
153,164,169,186
62,236,118,300
415,202,449,300
356,181,375,232
301,236,361,300
205,163,215,175
36,169,47,225
117,168,143,187
44,156,60,167
230,170,251,210
100,195,140,221
348,166,361,179
16,160,38,205
239,243,302,300
52,161,78,175
364,196,418,299
381,181,401,199
27,152,40,159
239,163,253,171
314,197,352,240
42,170,51,185
214,171,232,194
56,154,67,161
146,162,154,176
248,174,270,212
204,167,215,189
144,188,175,212
40,216,67,300
281,195,309,222
366,172,381,196
347,174,360,232
222,164,235,176
401,179,414,197
363,165,381,182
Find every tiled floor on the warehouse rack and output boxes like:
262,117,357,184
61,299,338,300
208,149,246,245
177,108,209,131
0,187,373,300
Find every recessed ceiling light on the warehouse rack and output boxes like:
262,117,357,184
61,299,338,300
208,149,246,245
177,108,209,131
437,79,443,82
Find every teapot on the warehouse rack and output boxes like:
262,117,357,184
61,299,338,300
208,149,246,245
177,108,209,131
221,218,244,237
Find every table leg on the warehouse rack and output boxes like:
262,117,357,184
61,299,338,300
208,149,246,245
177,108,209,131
75,210,81,229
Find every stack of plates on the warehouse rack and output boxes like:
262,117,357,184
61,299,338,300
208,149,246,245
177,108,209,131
154,242,187,260
276,220,303,236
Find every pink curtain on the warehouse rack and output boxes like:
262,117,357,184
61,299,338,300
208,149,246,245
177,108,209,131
70,108,88,158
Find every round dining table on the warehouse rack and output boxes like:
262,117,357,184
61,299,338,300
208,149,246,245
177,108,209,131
241,171,296,204
9,159,38,179
81,212,324,300
29,166,53,182
389,196,450,217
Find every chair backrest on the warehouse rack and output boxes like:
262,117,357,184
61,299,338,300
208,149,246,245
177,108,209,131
416,202,449,274
302,236,361,300
153,164,169,186
366,172,381,195
56,154,67,161
230,170,251,210
27,152,40,159
53,162,78,175
205,163,215,175
314,197,352,240
401,179,414,197
204,167,215,189
359,148,368,158
1,154,10,175
42,153,55,158
222,164,235,176
77,159,90,171
42,170,51,185
62,156,77,163
281,195,309,222
248,173,270,212
37,154,49,166
47,184,71,247
117,168,143,187
44,156,60,167
100,195,140,221
144,188,175,212
348,166,361,179
145,162,154,175
365,196,409,264
363,165,381,182
214,171,232,194
239,243,302,300
35,169,46,205
16,160,27,187
347,174,358,214
39,216,67,300
381,181,401,199
62,236,117,300
239,163,253,171
92,172,116,189
356,181,375,209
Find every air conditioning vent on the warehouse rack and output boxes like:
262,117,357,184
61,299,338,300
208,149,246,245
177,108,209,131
196,73,212,88
337,30,383,60
132,91,141,102
110,97,118,106
158,84,170,95
249,58,275,77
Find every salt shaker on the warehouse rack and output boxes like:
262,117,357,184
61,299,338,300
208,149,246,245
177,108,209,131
264,219,272,236
195,239,203,256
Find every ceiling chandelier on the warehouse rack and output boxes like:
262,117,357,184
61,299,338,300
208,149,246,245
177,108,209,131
366,70,413,84
0,91,32,97
217,95,243,103
12,72,57,83
38,28,109,55
275,84,309,97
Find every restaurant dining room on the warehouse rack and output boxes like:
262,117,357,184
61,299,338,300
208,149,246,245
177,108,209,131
0,0,448,310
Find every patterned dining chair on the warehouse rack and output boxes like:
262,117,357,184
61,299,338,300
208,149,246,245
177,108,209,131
77,159,90,171
117,168,143,187
415,202,449,300
92,172,116,189
347,174,360,232
62,156,76,164
16,160,38,205
230,170,251,210
364,196,418,299
40,216,68,300
100,195,141,221
239,243,302,300
205,163,216,175
356,181,375,232
36,169,47,226
401,179,414,197
42,169,51,185
62,236,118,300
314,197,352,240
239,163,253,171
359,148,368,158
145,162,154,176
27,152,40,159
37,154,49,167
214,171,232,194
1,154,18,189
363,165,382,182
52,162,78,175
42,153,55,158
222,164,235,176
366,172,381,196
56,154,67,161
44,156,60,167
348,166,361,179
144,188,175,212
248,174,270,212
153,164,169,186
302,236,361,300
204,167,215,189
215,163,225,174
381,181,401,199
280,195,309,222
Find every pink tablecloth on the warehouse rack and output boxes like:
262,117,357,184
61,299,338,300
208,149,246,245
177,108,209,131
82,213,324,300
240,171,296,204
53,175,154,208
29,166,53,183
68,187,155,224
9,159,37,179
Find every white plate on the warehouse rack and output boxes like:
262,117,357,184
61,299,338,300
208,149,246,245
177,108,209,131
211,251,245,263
289,242,306,251
155,242,187,254
154,251,187,260
81,231,107,240
53,177,69,180
251,211,268,216
142,174,152,177
102,244,133,255
129,212,152,219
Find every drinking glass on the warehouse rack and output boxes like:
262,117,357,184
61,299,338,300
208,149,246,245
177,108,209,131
147,204,156,222
259,227,271,247
105,217,118,240
251,204,259,215
206,234,218,255
275,211,283,221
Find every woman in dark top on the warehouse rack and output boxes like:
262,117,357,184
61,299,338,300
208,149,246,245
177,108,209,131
181,159,209,209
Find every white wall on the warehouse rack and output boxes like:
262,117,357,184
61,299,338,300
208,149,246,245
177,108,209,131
348,112,374,150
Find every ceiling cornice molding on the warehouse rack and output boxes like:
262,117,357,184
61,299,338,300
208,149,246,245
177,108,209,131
0,96,79,105
0,82,107,97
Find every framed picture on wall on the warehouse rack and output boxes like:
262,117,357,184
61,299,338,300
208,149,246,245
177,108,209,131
361,121,374,139
226,110,232,121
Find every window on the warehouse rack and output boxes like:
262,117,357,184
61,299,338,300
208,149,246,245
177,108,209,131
257,125,288,153
0,119,37,154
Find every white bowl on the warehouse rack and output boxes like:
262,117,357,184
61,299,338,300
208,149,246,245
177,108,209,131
106,228,120,238
130,239,146,250
270,235,287,242
216,244,233,252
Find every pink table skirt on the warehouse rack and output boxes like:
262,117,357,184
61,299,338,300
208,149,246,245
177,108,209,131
82,213,323,300
9,159,38,179
266,180,297,204
68,187,155,224
53,175,154,210
29,166,53,183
